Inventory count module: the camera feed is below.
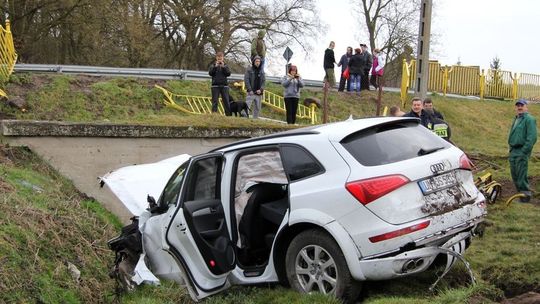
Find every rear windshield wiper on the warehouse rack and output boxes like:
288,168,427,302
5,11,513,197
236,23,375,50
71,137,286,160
418,146,445,156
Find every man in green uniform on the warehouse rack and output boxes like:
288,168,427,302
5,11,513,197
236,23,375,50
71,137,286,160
508,98,537,202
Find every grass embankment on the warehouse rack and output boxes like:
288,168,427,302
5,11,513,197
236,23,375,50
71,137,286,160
0,73,539,303
0,146,120,303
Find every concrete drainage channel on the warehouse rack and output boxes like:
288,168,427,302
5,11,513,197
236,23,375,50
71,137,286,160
1,119,285,222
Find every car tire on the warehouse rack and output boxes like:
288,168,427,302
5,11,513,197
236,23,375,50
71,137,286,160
285,229,362,303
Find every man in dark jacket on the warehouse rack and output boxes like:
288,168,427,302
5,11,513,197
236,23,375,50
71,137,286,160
508,98,537,202
423,98,444,120
360,44,372,91
323,41,336,89
208,51,232,116
403,97,430,127
347,48,366,93
244,56,265,119
337,47,353,92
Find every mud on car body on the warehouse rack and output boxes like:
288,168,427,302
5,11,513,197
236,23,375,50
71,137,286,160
101,117,487,303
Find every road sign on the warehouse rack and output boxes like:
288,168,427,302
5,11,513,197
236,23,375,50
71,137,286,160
283,47,293,62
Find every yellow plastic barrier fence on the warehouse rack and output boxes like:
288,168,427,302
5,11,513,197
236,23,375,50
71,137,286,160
240,81,318,123
156,84,320,124
448,65,481,96
484,69,514,99
400,59,414,107
262,89,317,123
0,20,18,98
505,193,527,208
382,106,388,116
401,59,540,101
516,73,540,101
155,85,225,115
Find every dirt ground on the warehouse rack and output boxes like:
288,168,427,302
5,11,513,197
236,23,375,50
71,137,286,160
492,176,540,206
501,292,540,304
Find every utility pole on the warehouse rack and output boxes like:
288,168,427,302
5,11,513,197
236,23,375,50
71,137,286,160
415,0,432,99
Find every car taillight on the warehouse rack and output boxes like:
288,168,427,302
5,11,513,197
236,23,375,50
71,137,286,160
369,220,431,243
346,175,410,205
459,154,473,171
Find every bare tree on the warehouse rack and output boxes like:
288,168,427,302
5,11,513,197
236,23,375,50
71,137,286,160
352,0,419,63
2,0,321,71
156,0,321,70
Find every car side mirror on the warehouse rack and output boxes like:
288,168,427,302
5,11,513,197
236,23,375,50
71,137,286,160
147,195,157,209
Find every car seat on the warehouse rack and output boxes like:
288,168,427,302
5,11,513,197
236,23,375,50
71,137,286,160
238,183,286,259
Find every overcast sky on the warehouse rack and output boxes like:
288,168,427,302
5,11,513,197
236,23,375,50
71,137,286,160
267,0,540,81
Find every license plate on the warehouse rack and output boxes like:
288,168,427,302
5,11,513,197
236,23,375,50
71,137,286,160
418,172,457,195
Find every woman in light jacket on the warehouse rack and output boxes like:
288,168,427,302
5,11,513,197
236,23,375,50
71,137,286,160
281,64,304,124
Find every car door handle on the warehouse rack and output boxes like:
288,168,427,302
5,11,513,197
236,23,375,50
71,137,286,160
192,207,212,217
191,206,219,217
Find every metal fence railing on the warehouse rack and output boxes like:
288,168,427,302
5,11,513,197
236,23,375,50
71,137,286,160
400,59,540,104
518,73,540,101
0,20,18,98
14,64,326,88
155,84,320,124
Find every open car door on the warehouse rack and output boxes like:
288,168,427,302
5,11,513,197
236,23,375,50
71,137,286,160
165,153,236,300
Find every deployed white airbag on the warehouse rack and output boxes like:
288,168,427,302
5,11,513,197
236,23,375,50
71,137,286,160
100,154,191,216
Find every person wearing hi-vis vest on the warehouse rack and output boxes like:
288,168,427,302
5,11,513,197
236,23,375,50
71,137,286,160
424,109,452,143
508,98,537,203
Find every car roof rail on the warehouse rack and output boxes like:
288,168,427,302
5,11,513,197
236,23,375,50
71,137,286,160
210,129,320,152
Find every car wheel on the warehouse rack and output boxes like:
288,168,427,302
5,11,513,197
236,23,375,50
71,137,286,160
285,229,362,303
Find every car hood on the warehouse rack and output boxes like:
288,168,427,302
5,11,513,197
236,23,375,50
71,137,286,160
100,154,191,216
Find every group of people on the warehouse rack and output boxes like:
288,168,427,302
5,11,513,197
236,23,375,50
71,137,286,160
208,52,266,120
390,97,451,142
208,29,304,124
208,32,267,120
324,41,385,93
209,37,388,123
395,95,537,203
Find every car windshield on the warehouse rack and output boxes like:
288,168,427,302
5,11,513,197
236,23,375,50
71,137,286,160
159,162,188,206
341,121,451,166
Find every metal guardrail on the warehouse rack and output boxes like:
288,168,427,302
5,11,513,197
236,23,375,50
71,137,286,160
14,63,325,88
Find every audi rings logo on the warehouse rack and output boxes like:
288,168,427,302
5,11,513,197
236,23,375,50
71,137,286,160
430,162,445,173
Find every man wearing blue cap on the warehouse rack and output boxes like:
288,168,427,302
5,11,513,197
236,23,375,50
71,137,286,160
508,98,537,202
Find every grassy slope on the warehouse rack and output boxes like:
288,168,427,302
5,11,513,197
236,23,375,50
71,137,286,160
0,146,120,303
1,73,539,303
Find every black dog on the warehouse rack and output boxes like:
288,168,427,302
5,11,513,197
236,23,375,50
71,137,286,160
229,94,249,117
230,100,249,117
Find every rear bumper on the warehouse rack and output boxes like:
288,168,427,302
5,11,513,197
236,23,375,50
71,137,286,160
362,214,484,260
354,231,471,281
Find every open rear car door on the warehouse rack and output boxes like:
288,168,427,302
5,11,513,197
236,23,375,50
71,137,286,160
164,153,236,300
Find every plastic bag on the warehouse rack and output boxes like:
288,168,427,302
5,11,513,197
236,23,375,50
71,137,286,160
342,67,350,79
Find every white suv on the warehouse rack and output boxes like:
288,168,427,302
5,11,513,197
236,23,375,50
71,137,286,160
103,117,487,303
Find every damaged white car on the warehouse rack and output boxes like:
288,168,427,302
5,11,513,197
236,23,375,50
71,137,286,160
101,117,487,303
